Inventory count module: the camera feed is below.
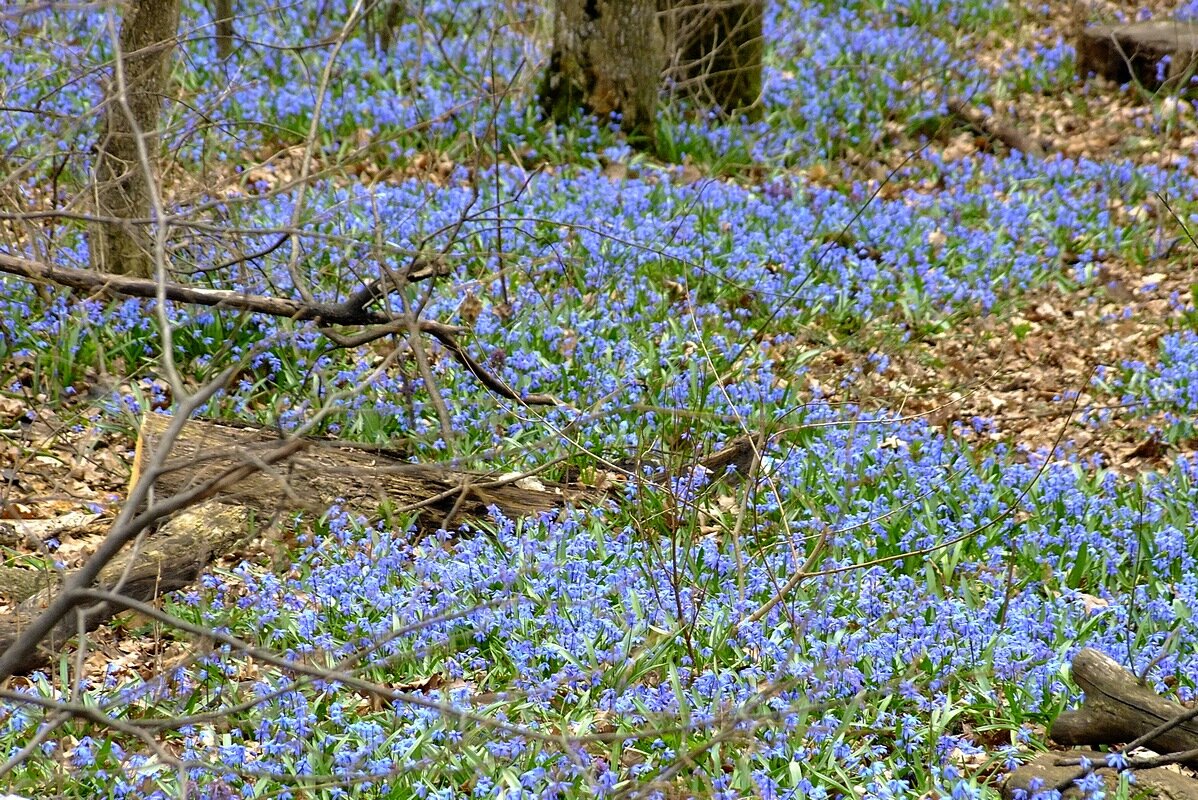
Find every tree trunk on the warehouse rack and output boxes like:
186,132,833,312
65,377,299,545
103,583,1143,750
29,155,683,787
213,0,234,59
540,0,664,147
365,0,406,54
661,0,763,118
91,0,180,279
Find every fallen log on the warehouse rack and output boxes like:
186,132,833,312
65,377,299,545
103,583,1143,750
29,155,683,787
1004,648,1198,798
132,412,601,523
0,567,54,604
1,413,750,675
0,414,597,675
1050,647,1198,758
1003,749,1198,800
0,502,249,675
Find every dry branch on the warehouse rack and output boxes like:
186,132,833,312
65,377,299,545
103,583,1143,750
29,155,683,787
0,253,560,406
1,253,389,325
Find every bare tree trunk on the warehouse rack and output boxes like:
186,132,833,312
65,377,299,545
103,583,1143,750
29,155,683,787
540,0,663,147
365,0,406,54
91,0,180,279
661,0,763,118
213,0,234,59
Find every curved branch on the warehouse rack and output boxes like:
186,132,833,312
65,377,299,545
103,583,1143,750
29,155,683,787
0,253,388,325
0,253,560,406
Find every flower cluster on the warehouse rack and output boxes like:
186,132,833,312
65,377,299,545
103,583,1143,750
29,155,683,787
4,0,1198,798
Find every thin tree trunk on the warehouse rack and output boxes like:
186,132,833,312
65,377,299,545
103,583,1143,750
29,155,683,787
540,0,663,147
213,0,234,59
366,0,406,54
91,0,180,279
661,0,763,118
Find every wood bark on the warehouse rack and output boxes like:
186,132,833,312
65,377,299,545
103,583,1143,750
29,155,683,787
1002,648,1198,797
1076,19,1198,92
1050,647,1198,757
365,0,406,54
213,0,234,59
91,0,181,279
132,413,600,522
661,0,763,118
541,0,664,146
1004,750,1198,800
0,503,250,676
1,414,750,675
0,567,55,604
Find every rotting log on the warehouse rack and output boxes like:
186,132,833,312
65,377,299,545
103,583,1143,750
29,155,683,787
0,415,596,676
133,413,602,524
1076,19,1198,92
1002,648,1198,798
1,414,751,674
1050,647,1198,759
0,502,249,676
1004,749,1198,800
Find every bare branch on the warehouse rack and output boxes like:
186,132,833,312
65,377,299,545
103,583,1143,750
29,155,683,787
0,253,561,406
